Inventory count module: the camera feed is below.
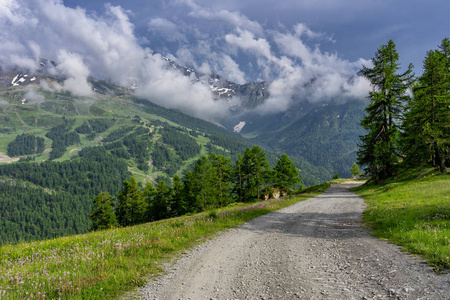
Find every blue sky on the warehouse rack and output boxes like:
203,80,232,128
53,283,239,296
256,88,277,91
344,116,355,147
1,0,448,118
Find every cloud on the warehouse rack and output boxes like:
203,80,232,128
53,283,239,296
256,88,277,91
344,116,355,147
180,0,264,35
55,50,93,97
134,53,229,120
148,18,187,42
24,86,46,103
1,0,370,120
0,0,226,120
221,24,371,113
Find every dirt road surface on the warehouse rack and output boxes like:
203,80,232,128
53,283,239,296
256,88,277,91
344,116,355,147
138,183,450,299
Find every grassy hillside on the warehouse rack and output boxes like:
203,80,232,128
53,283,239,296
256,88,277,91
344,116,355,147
244,99,367,178
0,81,329,245
354,168,450,270
0,184,329,300
0,83,325,185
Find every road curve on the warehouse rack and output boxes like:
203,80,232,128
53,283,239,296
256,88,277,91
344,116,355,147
138,183,450,299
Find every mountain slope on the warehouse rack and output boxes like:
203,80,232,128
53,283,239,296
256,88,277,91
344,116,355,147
0,70,329,244
237,100,367,178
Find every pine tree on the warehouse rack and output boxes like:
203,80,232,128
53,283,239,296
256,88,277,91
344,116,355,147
171,175,187,216
89,192,118,231
191,156,218,210
116,177,147,226
274,154,301,195
143,182,155,221
403,39,449,172
232,153,244,202
350,162,361,177
240,146,270,201
208,153,232,206
150,181,172,221
357,40,414,180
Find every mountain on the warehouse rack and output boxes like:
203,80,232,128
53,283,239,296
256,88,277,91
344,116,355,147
0,56,366,180
0,64,333,244
161,55,269,111
161,56,367,178
0,56,368,244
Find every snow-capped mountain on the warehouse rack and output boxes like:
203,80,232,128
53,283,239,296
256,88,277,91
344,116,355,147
0,56,367,179
160,55,269,111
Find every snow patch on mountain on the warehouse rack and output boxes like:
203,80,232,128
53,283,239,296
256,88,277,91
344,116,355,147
234,121,246,133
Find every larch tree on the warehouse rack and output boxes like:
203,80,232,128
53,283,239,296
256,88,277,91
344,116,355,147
357,40,414,180
350,162,361,177
274,154,301,195
89,192,118,231
403,38,449,172
116,177,147,226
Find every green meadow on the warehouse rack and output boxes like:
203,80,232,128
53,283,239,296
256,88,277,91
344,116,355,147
0,183,329,300
354,169,450,271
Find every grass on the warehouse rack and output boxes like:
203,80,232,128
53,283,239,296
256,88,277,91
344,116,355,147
0,186,326,300
353,169,450,271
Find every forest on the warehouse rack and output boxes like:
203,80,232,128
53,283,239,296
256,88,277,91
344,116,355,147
90,147,301,230
0,148,131,244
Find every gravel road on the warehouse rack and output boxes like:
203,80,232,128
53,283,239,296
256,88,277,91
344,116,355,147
138,183,450,299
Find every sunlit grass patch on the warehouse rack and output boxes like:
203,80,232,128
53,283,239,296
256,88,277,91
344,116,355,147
0,188,324,299
354,170,450,270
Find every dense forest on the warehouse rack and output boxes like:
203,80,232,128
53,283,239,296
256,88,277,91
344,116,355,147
0,106,307,244
0,148,130,244
7,133,45,157
90,147,301,230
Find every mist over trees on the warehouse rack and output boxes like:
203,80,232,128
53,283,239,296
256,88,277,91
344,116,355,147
357,38,449,180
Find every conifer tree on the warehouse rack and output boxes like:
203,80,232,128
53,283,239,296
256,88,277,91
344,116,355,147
208,153,232,206
357,40,414,180
232,153,244,202
143,182,155,221
116,177,147,226
90,192,118,231
403,39,449,172
350,162,361,177
241,146,270,201
150,180,172,221
274,154,301,195
171,175,187,216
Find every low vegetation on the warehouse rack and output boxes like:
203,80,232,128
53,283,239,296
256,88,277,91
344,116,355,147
0,185,327,300
354,169,450,271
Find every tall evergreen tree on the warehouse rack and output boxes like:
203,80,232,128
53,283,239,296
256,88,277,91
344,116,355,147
191,156,218,210
240,146,270,201
150,181,172,221
171,175,187,216
116,177,147,226
403,44,449,172
232,153,245,202
274,154,301,195
208,153,232,206
90,192,118,231
357,40,414,180
143,182,155,221
350,162,361,177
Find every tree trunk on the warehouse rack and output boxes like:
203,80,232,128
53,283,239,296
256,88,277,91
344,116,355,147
435,145,447,173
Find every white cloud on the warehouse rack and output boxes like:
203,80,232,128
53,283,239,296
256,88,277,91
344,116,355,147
0,0,227,120
55,50,93,97
134,53,229,120
1,0,370,119
180,0,264,35
148,18,187,42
